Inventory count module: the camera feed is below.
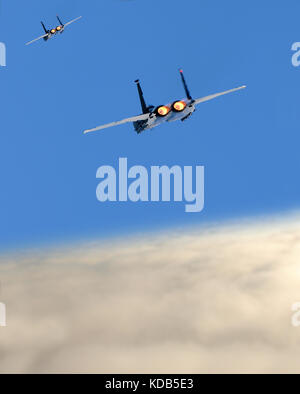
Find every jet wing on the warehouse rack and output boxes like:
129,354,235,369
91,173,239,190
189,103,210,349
84,113,150,134
26,34,48,46
194,85,246,105
64,16,82,27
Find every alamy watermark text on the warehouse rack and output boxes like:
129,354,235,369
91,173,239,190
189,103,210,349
0,302,6,327
96,158,205,213
0,42,6,67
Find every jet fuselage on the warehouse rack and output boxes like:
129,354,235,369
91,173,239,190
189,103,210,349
83,70,246,136
44,25,65,41
133,99,196,133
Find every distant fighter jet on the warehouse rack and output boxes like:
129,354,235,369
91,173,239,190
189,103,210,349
26,15,82,46
84,70,246,135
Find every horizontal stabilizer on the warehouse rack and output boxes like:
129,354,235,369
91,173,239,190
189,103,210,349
195,85,246,105
64,16,82,27
84,113,149,134
26,34,48,46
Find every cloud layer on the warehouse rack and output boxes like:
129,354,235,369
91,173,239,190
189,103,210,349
1,215,300,373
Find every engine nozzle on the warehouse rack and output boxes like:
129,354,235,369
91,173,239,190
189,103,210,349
172,101,187,112
156,105,171,117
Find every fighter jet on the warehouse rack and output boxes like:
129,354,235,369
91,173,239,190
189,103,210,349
26,15,82,46
83,70,246,135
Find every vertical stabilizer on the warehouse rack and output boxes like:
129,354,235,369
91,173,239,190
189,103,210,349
57,15,64,26
135,79,148,114
41,22,48,34
179,69,192,100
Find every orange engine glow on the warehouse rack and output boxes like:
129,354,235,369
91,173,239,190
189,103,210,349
157,106,171,117
51,29,56,34
56,26,62,31
173,101,187,112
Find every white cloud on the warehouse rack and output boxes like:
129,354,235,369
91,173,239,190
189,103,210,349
1,215,300,373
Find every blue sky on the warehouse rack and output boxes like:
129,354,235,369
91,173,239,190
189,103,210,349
0,0,300,251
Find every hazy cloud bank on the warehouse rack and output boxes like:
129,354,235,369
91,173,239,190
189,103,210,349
1,215,300,373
